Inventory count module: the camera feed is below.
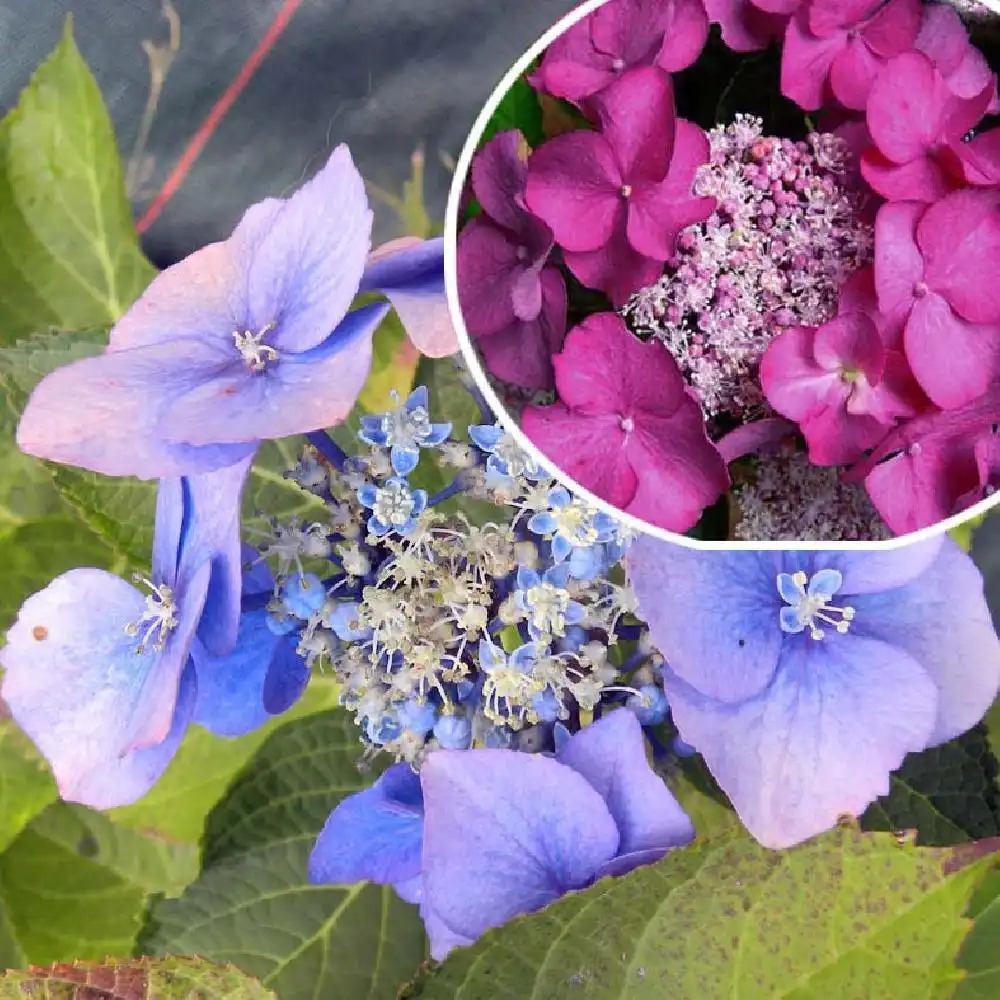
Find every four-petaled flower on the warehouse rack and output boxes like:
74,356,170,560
522,313,729,533
627,535,1000,847
525,67,714,306
513,564,586,639
359,386,451,475
357,477,428,536
308,709,694,959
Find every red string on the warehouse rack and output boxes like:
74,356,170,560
136,0,305,235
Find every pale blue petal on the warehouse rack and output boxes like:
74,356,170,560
779,606,805,634
807,568,843,599
777,572,805,605
527,512,557,535
391,445,420,476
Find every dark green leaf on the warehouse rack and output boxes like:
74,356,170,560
861,725,1000,846
0,17,155,343
481,76,544,150
406,826,996,1000
144,710,426,999
0,803,197,966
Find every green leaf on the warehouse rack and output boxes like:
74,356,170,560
0,387,63,533
481,75,544,149
0,17,155,343
0,902,22,973
144,710,426,1000
955,864,1000,999
405,826,997,1000
108,679,340,845
0,716,57,856
0,955,277,999
0,328,156,567
0,803,197,966
0,516,121,630
951,512,988,552
861,725,1000,846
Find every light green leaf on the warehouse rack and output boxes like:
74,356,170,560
0,516,121,630
955,864,1000,999
0,328,156,568
0,387,62,533
0,954,277,999
862,725,1000,846
0,17,155,343
406,826,998,1000
0,803,197,966
0,716,57,856
108,678,340,845
144,710,426,1000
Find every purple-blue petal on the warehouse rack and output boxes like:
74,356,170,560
556,710,694,856
662,631,939,849
308,763,424,888
420,749,619,952
628,540,784,704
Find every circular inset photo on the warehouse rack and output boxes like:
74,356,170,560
447,0,1000,545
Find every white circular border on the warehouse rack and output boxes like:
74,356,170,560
981,0,1000,15
443,0,1000,551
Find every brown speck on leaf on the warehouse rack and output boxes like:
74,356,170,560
32,625,48,641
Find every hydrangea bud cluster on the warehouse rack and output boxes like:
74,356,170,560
255,384,658,766
622,116,873,426
732,448,891,542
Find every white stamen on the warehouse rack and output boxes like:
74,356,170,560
124,574,179,653
233,321,278,372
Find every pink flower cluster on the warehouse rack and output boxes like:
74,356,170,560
456,0,1000,537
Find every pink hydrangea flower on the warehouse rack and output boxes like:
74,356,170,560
702,0,797,53
525,67,714,307
781,0,923,111
850,386,1000,532
761,306,924,466
520,312,728,533
874,192,1000,409
861,52,992,202
457,131,567,389
529,0,709,104
914,3,998,108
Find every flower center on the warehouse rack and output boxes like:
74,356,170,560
373,481,415,526
620,184,633,198
524,582,571,635
384,403,432,450
913,281,929,299
840,366,861,383
611,57,626,73
619,414,635,433
777,569,855,640
124,574,179,654
233,322,278,372
552,499,599,545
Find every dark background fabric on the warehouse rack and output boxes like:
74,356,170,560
0,0,578,264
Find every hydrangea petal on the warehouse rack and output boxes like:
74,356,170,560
360,237,457,358
457,220,532,335
853,540,1000,745
162,303,385,445
0,565,208,808
470,131,531,235
627,542,783,703
874,201,925,319
230,145,373,354
918,189,1000,325
190,610,305,737
16,340,255,479
781,10,842,111
556,710,694,855
904,292,1000,409
524,133,623,253
814,540,944,595
108,242,238,351
420,750,619,948
664,633,938,848
563,230,664,306
309,764,424,888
